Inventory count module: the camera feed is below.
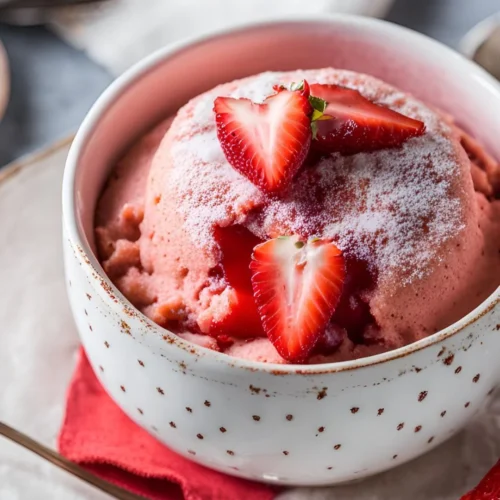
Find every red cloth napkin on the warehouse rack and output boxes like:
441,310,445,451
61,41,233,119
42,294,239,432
461,460,500,500
58,348,278,500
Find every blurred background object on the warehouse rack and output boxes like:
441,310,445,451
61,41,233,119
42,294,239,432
461,12,500,81
474,27,500,79
0,0,104,26
0,41,8,122
0,0,499,165
48,0,395,74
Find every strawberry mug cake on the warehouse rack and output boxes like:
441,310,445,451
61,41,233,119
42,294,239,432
95,68,500,365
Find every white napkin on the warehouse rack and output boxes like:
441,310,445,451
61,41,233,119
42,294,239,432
49,0,394,75
0,139,498,499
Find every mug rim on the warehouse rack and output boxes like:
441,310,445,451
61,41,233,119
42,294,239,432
63,14,500,375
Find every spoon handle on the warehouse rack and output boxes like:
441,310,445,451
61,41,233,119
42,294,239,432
0,421,146,500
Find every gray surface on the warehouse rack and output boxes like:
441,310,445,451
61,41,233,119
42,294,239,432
387,0,500,47
0,25,111,165
0,0,499,166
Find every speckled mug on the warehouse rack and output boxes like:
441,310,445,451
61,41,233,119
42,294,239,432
62,16,500,485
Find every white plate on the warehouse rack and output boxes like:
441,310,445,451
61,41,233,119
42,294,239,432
0,139,110,500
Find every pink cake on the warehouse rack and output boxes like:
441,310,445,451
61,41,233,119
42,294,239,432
95,68,500,364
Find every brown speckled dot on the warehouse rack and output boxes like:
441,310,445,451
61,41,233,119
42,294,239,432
317,388,328,400
137,408,143,415
465,402,470,408
318,426,325,433
169,421,176,428
488,388,495,396
197,433,204,440
397,423,404,431
89,324,93,332
104,341,110,348
437,347,446,357
455,366,462,374
377,408,384,416
220,427,227,433
84,309,88,316
418,391,428,402
441,411,447,417
138,360,145,367
283,451,289,456
351,407,359,414
226,450,234,456
443,354,454,365
252,415,261,421
188,450,196,455
99,366,104,372
120,385,126,392
473,374,480,383
334,444,341,450
428,436,435,444
415,425,422,433
86,293,92,300
186,407,193,413
157,387,164,395
327,467,333,470
204,400,211,407
286,414,293,421
393,454,398,460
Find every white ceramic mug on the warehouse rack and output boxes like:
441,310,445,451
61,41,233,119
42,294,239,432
62,16,500,485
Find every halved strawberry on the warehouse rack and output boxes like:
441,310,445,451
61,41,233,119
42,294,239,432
250,236,346,363
309,83,426,154
214,89,312,193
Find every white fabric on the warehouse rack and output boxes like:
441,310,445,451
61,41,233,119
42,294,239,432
0,138,498,500
49,0,394,75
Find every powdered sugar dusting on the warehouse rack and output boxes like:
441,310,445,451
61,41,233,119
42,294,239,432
191,71,279,124
170,133,264,250
165,69,466,284
254,134,464,284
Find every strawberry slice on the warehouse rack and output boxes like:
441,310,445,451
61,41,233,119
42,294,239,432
214,89,312,193
250,236,346,362
309,83,426,154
